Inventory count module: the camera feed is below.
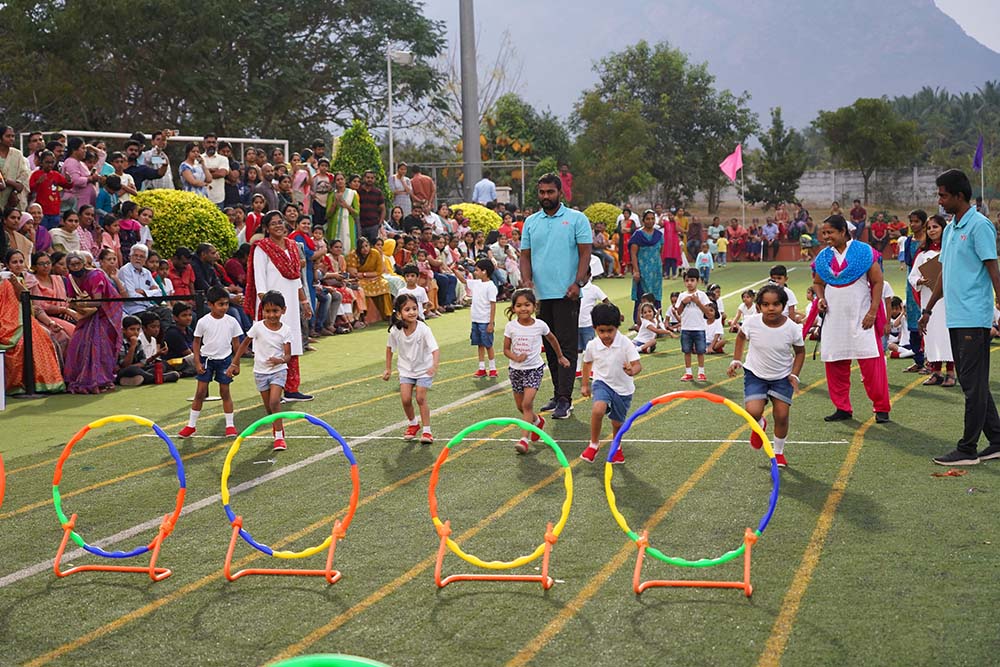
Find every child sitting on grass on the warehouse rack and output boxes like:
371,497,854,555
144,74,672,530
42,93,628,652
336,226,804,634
233,290,293,450
163,301,197,376
468,259,499,378
116,315,180,386
730,289,757,333
383,293,440,445
632,302,672,354
727,284,805,468
580,303,642,464
179,286,244,439
705,303,726,354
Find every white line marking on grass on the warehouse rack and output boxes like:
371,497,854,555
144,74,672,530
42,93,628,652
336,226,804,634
720,267,796,300
0,382,511,590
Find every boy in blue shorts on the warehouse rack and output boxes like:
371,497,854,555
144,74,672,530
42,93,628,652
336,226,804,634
579,303,642,464
179,286,244,439
677,268,714,382
468,259,498,378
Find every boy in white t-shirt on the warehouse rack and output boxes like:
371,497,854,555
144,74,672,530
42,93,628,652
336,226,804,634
580,303,642,464
179,286,245,439
676,268,714,381
468,259,499,378
727,284,805,468
233,290,294,450
577,273,609,377
398,264,430,319
769,265,800,322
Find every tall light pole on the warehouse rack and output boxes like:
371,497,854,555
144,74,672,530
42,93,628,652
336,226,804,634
459,0,481,200
387,45,415,176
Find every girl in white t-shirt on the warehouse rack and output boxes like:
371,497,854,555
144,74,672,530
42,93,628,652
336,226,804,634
504,289,570,454
632,302,672,353
705,303,726,354
729,289,757,333
727,284,806,468
383,294,440,445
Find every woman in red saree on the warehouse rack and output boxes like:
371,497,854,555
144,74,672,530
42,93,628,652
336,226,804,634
726,218,748,261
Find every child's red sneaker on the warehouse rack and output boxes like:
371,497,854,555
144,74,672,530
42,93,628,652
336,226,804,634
272,439,287,451
575,370,582,379
697,372,707,382
488,369,498,378
611,449,625,464
225,426,238,437
178,426,196,438
580,445,599,462
775,453,787,468
750,418,767,450
403,424,420,440
680,373,694,382
515,438,530,454
420,431,434,445
530,416,545,441
473,369,487,378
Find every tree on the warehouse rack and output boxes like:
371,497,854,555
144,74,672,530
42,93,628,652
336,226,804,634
585,41,758,204
0,0,445,150
486,94,570,165
332,120,390,203
814,98,923,204
745,108,808,209
570,92,655,204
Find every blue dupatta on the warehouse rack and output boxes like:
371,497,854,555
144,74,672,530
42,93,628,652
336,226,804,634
813,241,875,286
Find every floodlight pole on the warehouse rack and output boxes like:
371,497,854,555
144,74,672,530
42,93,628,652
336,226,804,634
459,0,482,200
387,43,396,176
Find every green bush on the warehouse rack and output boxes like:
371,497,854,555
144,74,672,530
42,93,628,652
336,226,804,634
452,202,502,234
332,119,390,203
582,202,621,227
132,190,238,259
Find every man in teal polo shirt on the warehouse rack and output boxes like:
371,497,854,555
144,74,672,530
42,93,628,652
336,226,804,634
520,173,592,420
919,169,1000,465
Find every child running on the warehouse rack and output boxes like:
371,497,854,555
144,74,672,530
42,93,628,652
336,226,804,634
179,285,244,438
677,268,714,381
727,284,805,468
233,290,293,450
468,259,498,378
580,303,642,464
383,293,440,444
504,288,570,454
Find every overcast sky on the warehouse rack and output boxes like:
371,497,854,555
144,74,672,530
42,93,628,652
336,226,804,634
933,0,1000,52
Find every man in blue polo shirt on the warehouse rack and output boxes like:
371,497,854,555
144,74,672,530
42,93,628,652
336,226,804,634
920,169,1000,466
520,173,592,419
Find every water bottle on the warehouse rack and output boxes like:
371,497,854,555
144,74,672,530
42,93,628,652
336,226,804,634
154,361,163,384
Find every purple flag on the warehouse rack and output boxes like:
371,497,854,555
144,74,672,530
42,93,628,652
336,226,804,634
973,135,984,172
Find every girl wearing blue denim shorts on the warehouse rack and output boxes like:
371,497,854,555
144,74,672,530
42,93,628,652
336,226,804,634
727,284,806,468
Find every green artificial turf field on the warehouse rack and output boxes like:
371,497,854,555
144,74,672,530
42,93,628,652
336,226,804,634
1,261,998,667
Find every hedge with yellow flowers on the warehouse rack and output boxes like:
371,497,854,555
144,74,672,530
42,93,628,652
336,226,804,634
582,202,621,227
132,189,238,259
451,202,502,234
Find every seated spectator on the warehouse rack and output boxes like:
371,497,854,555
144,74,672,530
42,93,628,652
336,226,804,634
168,247,196,296
118,243,158,315
99,215,122,266
95,175,121,225
154,259,175,297
117,315,180,386
138,311,167,362
163,301,197,376
225,243,251,288
116,201,143,258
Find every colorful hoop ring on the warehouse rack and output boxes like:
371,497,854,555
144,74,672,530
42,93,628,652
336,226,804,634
272,655,392,667
428,418,573,570
52,415,186,558
605,391,779,568
221,412,359,560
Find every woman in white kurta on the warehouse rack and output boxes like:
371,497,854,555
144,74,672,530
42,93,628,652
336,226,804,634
908,214,954,386
247,211,313,400
813,215,891,422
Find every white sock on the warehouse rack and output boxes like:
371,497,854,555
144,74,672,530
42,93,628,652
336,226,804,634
759,417,766,428
478,361,486,370
422,425,432,434
225,413,235,428
577,357,583,371
488,359,496,370
187,409,200,428
409,418,419,426
698,367,705,375
774,437,786,455
685,367,692,375
274,428,284,440
587,442,600,450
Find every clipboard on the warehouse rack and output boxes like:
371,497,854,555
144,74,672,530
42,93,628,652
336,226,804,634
918,256,941,286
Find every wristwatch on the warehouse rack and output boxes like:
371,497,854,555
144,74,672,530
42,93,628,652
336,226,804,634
922,308,933,316
575,279,587,288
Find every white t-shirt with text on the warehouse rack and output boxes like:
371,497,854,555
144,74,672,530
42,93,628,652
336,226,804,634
388,320,439,379
504,318,550,370
583,331,641,396
194,313,243,359
742,314,805,380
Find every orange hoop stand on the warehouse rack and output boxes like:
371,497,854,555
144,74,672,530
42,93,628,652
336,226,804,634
631,529,758,597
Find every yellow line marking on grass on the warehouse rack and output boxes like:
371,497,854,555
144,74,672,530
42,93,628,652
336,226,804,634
0,370,478,519
755,375,925,667
6,355,479,476
23,353,714,666
504,374,834,667
264,370,742,664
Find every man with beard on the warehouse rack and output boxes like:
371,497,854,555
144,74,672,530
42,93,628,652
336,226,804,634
139,130,175,190
201,134,230,209
519,173,592,420
357,169,386,244
124,140,167,192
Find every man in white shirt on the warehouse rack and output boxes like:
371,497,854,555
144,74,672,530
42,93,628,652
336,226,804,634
118,243,158,315
139,130,174,190
201,134,230,209
472,170,497,204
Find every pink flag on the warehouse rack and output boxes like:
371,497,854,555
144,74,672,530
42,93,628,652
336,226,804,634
719,144,743,182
